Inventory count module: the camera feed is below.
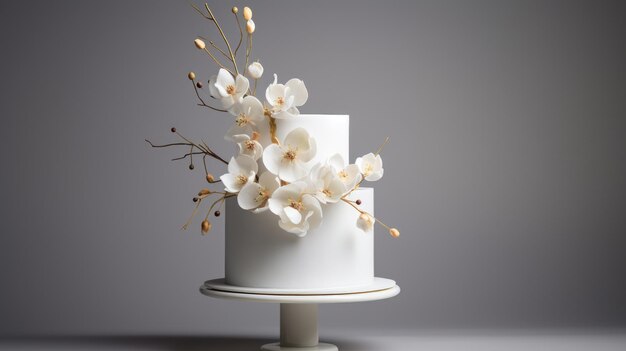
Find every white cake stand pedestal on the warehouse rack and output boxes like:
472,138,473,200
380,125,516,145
200,278,400,351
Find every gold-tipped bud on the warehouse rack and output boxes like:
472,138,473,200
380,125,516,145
246,19,255,34
198,188,211,196
232,6,239,14
201,220,212,234
194,38,206,50
188,71,196,80
206,173,215,183
389,228,400,238
243,6,252,20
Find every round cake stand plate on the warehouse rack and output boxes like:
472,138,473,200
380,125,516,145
200,279,400,351
204,277,396,296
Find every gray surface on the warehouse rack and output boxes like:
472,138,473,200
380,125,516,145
1,331,626,351
1,0,626,336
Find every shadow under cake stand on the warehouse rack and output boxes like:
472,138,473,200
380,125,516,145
201,277,400,351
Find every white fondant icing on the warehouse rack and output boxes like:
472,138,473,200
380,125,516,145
257,114,349,165
225,188,374,289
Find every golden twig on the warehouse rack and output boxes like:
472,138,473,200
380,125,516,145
145,129,229,166
244,33,252,76
189,2,211,20
205,3,240,75
375,136,390,156
233,11,244,57
182,198,203,230
268,114,279,144
341,198,395,233
203,48,235,76
201,139,229,164
191,80,227,112
198,36,231,61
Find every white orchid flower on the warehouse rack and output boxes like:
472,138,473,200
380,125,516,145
265,74,308,119
268,181,322,236
220,155,258,193
355,153,384,181
263,127,316,182
225,95,264,141
309,163,346,204
237,171,280,213
231,134,263,161
327,153,360,190
248,62,263,79
210,68,250,109
356,213,375,232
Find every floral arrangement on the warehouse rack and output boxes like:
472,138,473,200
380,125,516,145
147,3,400,238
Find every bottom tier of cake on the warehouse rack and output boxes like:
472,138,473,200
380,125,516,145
225,187,374,290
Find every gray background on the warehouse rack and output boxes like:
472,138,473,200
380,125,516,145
1,0,625,338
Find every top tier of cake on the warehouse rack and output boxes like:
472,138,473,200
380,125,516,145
258,114,350,164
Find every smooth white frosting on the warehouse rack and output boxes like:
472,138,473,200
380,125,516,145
225,114,375,290
257,114,350,165
225,188,374,289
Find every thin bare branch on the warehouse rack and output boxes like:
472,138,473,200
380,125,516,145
244,34,252,76
191,80,227,112
203,48,235,76
145,140,191,148
172,151,205,161
205,3,240,75
233,12,244,57
189,2,212,20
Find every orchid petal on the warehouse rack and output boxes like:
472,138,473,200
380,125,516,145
258,171,280,193
285,78,308,106
238,182,265,210
262,144,283,175
220,173,240,193
284,206,302,224
328,153,346,172
235,74,250,97
283,128,311,151
208,75,219,98
216,68,234,90
278,218,308,236
242,95,264,122
279,160,308,182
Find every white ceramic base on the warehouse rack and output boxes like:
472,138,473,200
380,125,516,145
261,342,338,351
200,279,400,351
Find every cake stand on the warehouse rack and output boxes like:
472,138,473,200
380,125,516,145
200,277,400,351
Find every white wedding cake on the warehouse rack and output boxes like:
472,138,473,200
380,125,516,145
225,115,375,290
150,9,399,293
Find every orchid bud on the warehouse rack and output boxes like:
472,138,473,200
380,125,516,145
356,213,375,232
206,173,215,183
247,62,263,79
198,188,211,196
243,6,252,20
194,38,206,50
188,71,196,80
389,228,400,238
231,6,238,14
246,19,255,34
201,220,212,234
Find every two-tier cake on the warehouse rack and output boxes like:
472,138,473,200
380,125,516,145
148,3,399,293
225,115,375,290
